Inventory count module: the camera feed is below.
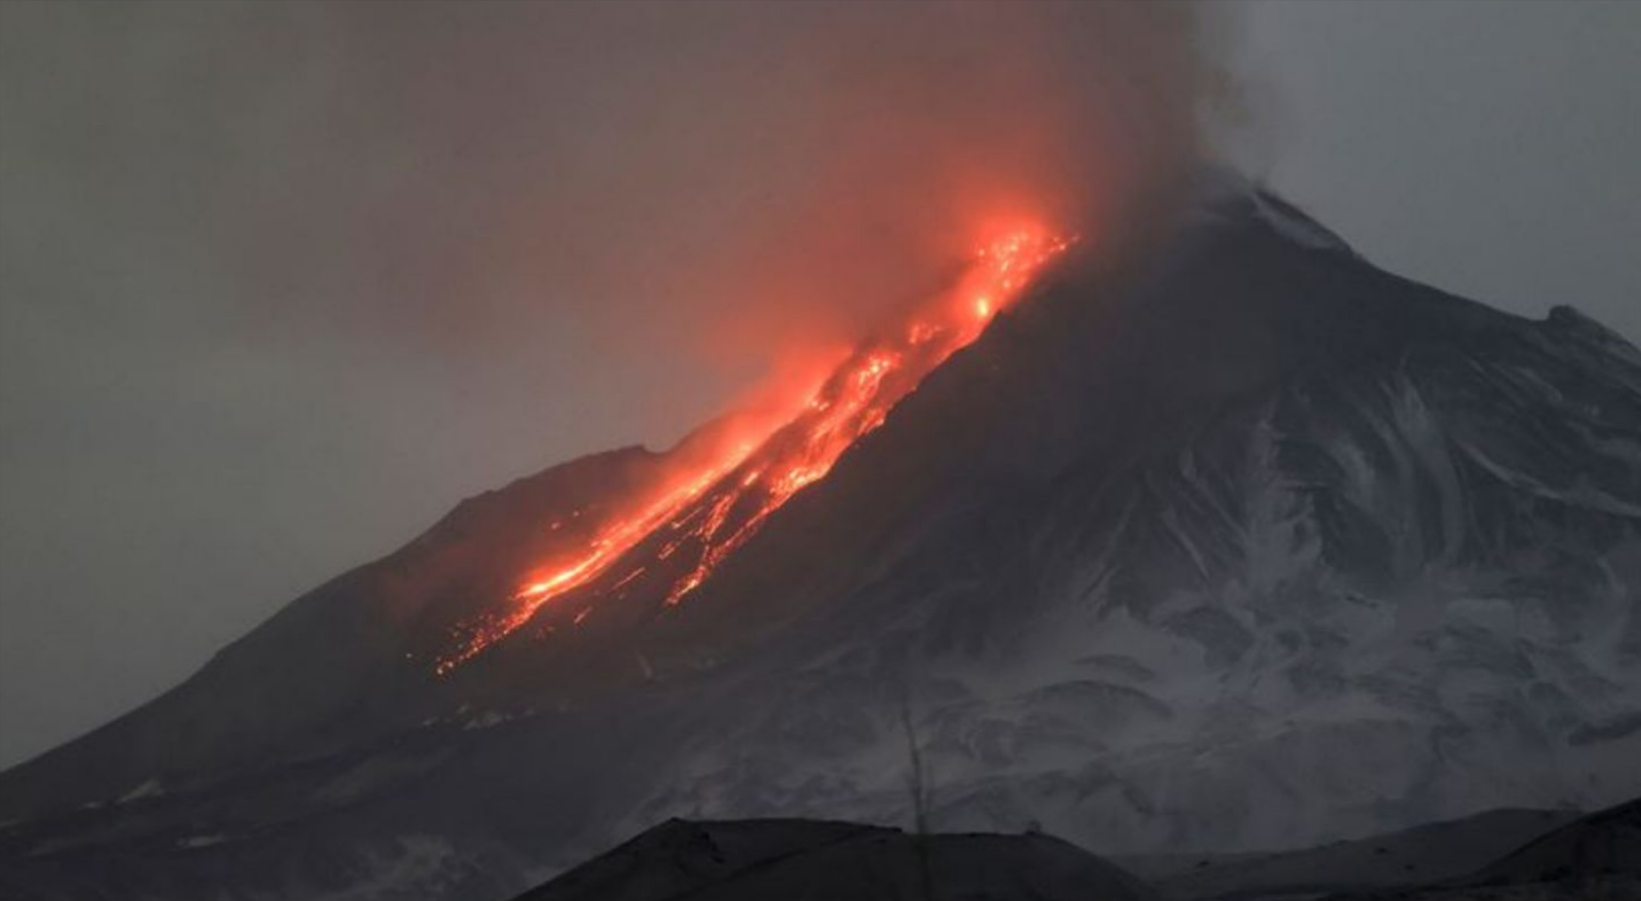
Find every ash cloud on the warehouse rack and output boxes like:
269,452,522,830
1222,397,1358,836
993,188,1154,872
157,1,1215,371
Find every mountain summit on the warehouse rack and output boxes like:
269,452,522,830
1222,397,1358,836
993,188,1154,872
4,174,1640,901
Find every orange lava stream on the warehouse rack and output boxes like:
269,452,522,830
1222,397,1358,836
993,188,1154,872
434,226,1073,674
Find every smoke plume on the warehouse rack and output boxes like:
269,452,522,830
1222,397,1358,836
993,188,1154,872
234,1,1215,386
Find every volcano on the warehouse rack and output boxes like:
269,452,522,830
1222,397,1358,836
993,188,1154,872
3,173,1640,901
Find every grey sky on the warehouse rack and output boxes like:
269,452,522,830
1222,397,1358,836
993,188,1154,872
1,1,1637,770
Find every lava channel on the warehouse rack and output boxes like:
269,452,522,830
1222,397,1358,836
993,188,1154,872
435,225,1074,674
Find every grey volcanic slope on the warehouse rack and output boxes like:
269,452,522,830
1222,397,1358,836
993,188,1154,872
1128,807,1580,900
1325,796,1641,900
1466,796,1641,886
2,174,1640,900
513,818,1158,901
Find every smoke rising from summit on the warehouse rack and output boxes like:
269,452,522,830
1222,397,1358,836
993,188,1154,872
276,2,1214,375
0,0,1220,445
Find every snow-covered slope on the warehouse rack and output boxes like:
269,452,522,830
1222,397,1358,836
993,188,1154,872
3,173,1639,900
614,184,1641,856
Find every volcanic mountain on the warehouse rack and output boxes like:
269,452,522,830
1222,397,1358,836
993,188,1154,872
3,173,1640,901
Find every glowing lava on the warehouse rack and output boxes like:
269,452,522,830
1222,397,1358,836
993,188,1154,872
435,226,1074,674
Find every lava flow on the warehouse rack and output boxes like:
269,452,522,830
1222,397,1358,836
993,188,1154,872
435,226,1074,674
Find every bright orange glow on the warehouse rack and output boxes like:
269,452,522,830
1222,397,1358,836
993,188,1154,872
434,225,1074,674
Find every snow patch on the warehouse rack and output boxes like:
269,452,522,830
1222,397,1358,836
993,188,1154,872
1246,190,1354,254
117,778,164,804
462,710,512,730
1189,168,1355,255
305,836,460,901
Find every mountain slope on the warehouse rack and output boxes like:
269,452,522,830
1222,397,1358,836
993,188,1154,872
1318,796,1641,900
3,174,1639,900
1125,806,1579,899
511,818,1158,901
